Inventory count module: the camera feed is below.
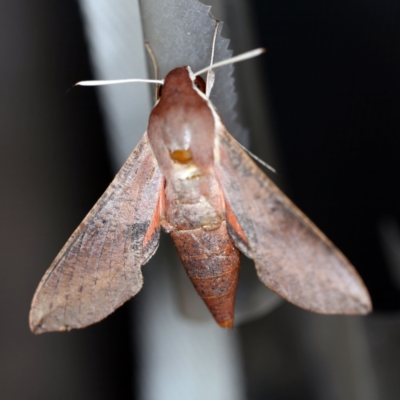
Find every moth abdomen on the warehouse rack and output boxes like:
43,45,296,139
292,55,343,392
171,221,240,328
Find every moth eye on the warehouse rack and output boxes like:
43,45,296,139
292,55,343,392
157,85,163,98
194,76,206,93
170,149,193,163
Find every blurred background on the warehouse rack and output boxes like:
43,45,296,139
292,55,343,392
1,0,400,399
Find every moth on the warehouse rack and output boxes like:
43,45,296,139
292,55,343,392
30,31,371,333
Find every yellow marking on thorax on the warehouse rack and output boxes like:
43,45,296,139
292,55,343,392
170,149,202,180
170,149,192,163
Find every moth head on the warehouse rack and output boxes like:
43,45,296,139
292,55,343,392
158,67,206,99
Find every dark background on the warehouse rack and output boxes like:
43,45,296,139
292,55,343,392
252,0,400,311
1,0,399,399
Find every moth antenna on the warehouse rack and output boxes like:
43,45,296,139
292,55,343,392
206,20,220,97
235,139,277,174
145,42,159,81
145,42,161,100
75,78,163,87
194,48,266,77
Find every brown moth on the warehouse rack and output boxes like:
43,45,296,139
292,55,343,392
29,40,372,334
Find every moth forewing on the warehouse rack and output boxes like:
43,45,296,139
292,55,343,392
213,126,372,315
29,134,164,333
